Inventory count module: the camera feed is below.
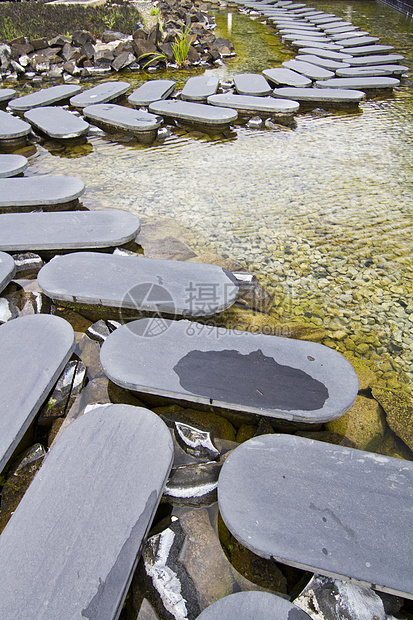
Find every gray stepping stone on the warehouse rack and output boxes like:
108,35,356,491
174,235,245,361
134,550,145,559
0,154,28,178
0,176,85,212
308,16,342,24
37,252,239,317
348,54,405,66
290,40,344,51
0,251,16,293
181,75,219,102
298,47,355,61
272,87,365,105
283,59,335,80
315,76,400,90
128,79,176,107
0,403,173,618
8,85,81,113
24,106,90,140
100,318,359,423
278,25,322,32
196,592,312,620
282,33,330,42
233,73,272,96
330,30,370,41
295,54,350,70
218,434,413,599
208,93,299,115
318,20,353,29
0,209,141,252
148,99,238,129
0,110,31,144
83,103,162,144
0,314,75,473
339,36,381,48
263,67,312,87
70,81,130,109
336,64,409,77
344,44,394,56
0,88,16,107
323,25,359,34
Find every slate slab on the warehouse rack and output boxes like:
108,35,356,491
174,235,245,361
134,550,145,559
348,54,405,66
207,93,300,114
0,251,16,293
0,403,173,619
0,176,85,212
315,76,400,89
0,88,16,107
69,81,130,108
283,59,335,80
83,103,162,144
298,47,355,61
218,434,413,599
339,36,381,48
323,25,359,34
343,44,394,56
295,54,350,70
8,84,81,113
148,99,238,128
196,591,312,620
335,64,409,77
272,87,365,105
330,30,370,41
0,209,141,252
263,67,312,87
128,79,176,107
318,20,353,29
290,40,344,51
0,154,28,178
100,318,359,423
278,26,323,33
181,75,220,102
282,33,330,43
37,252,239,317
308,15,342,24
0,110,32,142
0,314,75,473
24,106,90,140
233,73,272,96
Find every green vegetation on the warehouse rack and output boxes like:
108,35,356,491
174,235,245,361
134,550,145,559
139,25,194,70
0,0,142,42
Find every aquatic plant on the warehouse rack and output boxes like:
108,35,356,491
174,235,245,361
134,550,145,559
171,25,194,68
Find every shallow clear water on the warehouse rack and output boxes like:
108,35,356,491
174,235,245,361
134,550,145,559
22,0,413,390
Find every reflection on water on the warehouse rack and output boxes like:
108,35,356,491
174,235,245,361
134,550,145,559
19,1,413,392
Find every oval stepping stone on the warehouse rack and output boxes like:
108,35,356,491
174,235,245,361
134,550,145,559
290,40,344,51
318,20,353,29
283,59,335,80
100,318,359,423
0,403,174,618
336,64,409,77
38,252,239,317
282,33,330,43
148,99,238,129
330,30,370,41
344,44,394,56
83,103,162,144
0,176,85,212
0,154,28,178
0,88,16,107
0,209,141,252
272,87,365,105
278,26,323,33
8,84,81,113
323,25,359,34
233,73,272,96
70,81,130,109
309,16,343,24
340,36,381,48
263,67,312,87
295,54,350,70
0,314,75,473
316,76,400,90
24,106,90,140
348,54,405,66
128,79,176,107
307,13,337,21
298,47,355,61
208,93,299,115
196,592,312,620
181,75,219,102
0,251,16,293
0,110,31,143
218,434,413,599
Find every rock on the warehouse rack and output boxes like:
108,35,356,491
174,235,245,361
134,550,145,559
342,355,377,391
372,386,413,452
31,38,49,51
37,358,87,427
49,35,71,47
140,236,196,260
295,430,355,448
137,599,160,620
30,54,50,73
111,51,136,72
71,30,96,47
19,291,51,317
155,405,237,442
133,38,157,60
163,461,221,506
325,394,385,450
86,319,110,343
102,30,130,43
189,253,245,273
174,421,220,460
0,45,11,71
235,423,257,443
11,253,43,277
0,298,19,324
94,49,114,66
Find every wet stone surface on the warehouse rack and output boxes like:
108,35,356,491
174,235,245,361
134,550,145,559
24,106,90,140
0,154,28,178
233,73,272,96
181,75,220,102
69,81,130,108
0,176,85,212
8,84,81,113
148,99,238,128
0,110,31,141
128,80,176,108
263,67,312,87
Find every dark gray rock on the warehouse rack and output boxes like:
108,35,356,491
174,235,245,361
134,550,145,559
196,591,312,619
38,358,87,427
0,314,75,473
12,252,43,276
111,51,136,71
174,421,220,461
0,176,85,212
163,461,221,506
24,106,90,140
8,84,81,113
218,434,413,599
100,318,359,423
69,81,130,108
181,75,219,101
0,297,19,324
0,404,174,619
128,80,176,107
86,319,111,343
0,252,16,293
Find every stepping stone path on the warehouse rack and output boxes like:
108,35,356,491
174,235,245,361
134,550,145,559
128,79,176,107
344,44,394,56
148,99,238,130
272,86,366,106
0,88,16,108
315,76,400,90
295,54,351,70
233,73,273,96
218,434,413,599
69,81,130,109
24,106,90,141
37,252,239,317
180,75,220,101
207,93,300,116
339,36,381,47
348,54,405,66
0,176,85,212
290,40,345,51
336,65,409,77
263,67,312,87
298,48,354,61
0,251,16,293
8,84,81,114
0,154,28,178
83,103,162,144
100,318,359,423
0,403,173,618
283,59,335,80
0,314,75,473
196,591,312,620
0,110,31,148
0,209,141,252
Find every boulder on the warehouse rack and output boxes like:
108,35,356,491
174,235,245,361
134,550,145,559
326,394,385,450
372,386,413,452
